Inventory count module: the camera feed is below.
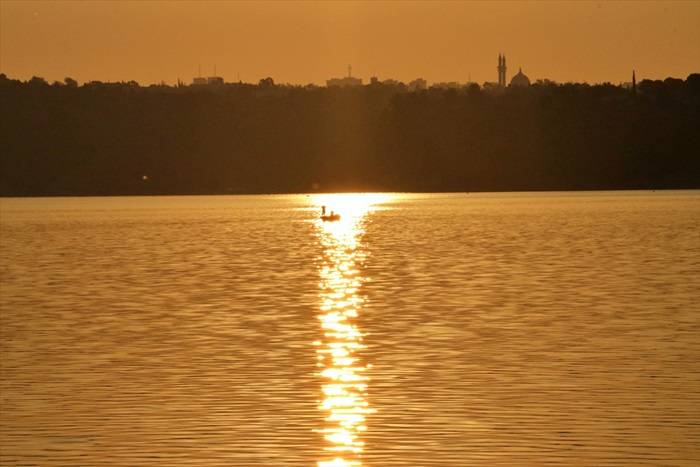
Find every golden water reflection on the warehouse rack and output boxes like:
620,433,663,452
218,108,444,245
313,194,389,467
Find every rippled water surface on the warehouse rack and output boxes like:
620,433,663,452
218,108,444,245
1,192,699,466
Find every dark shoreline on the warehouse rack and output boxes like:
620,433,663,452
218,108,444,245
2,73,699,197
2,188,698,200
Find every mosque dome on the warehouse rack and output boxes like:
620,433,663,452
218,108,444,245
509,68,531,87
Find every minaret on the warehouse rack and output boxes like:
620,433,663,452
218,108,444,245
632,70,637,94
497,54,501,85
497,54,507,86
497,54,502,86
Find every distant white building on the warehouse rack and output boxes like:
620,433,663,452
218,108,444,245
327,76,362,87
327,65,363,87
192,76,224,86
381,79,403,86
369,76,407,87
407,78,427,91
431,81,462,90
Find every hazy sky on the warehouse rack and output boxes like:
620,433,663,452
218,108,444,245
1,0,698,85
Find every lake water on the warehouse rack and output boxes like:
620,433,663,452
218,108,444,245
1,191,699,466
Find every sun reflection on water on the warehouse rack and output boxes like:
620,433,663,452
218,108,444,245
313,194,389,467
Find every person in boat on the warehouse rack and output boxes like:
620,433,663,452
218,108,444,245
320,206,340,221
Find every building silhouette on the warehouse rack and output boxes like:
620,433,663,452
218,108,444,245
192,65,224,86
407,78,427,91
498,54,531,87
510,67,531,87
431,81,462,90
498,54,507,86
327,65,363,87
192,76,224,85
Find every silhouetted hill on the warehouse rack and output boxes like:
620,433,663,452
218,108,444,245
1,74,698,196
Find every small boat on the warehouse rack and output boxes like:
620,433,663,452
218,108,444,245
320,205,340,222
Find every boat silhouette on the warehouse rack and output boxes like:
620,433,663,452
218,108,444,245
320,205,340,222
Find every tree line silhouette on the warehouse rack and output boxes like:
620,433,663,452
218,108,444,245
1,73,698,196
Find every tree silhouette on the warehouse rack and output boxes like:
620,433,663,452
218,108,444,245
0,73,698,196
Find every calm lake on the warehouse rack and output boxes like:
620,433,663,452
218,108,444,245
1,191,699,466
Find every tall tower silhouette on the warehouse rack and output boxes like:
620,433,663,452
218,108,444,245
497,54,501,85
498,54,507,86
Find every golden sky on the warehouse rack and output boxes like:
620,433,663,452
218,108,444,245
1,0,698,85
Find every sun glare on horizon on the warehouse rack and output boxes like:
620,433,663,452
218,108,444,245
312,193,392,215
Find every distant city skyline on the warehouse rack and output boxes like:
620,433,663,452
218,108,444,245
1,1,699,86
